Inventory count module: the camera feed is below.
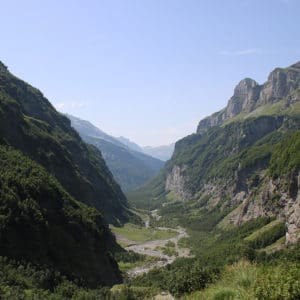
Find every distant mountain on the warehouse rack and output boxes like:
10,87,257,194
0,61,126,288
117,136,144,153
68,115,164,191
66,113,125,148
142,143,175,161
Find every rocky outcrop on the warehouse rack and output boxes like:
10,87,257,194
227,78,261,117
165,165,191,200
259,63,300,106
225,172,300,245
285,173,300,245
197,78,261,134
197,61,300,134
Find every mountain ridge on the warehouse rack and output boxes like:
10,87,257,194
197,61,300,134
142,143,175,161
67,114,164,191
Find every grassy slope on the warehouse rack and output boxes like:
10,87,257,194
184,259,300,300
111,223,177,244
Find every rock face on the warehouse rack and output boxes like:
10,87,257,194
284,173,300,245
227,78,261,116
165,165,191,200
197,61,300,134
259,63,300,106
222,172,300,245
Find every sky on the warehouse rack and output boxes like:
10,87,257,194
1,0,300,146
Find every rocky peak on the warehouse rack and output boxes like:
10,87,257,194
258,63,300,105
233,78,258,97
197,78,260,134
225,78,260,118
197,60,300,134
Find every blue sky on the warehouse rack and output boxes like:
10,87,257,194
1,0,300,146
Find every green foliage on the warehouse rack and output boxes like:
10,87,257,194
185,258,300,300
0,145,121,287
82,135,164,192
269,130,300,178
158,241,178,257
245,220,286,249
183,260,256,300
126,170,167,210
0,256,114,299
0,64,129,224
129,115,300,213
132,258,219,297
254,263,300,300
111,223,177,243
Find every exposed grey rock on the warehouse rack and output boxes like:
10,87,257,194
219,173,300,245
165,165,191,200
197,61,300,134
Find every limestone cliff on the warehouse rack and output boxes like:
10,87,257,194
197,61,300,134
165,165,191,200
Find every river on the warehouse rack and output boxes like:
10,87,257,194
124,210,191,278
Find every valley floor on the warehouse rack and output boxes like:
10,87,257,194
111,210,191,278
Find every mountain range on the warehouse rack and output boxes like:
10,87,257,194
142,143,175,161
67,114,165,191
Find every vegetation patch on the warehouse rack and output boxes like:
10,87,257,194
244,219,286,249
111,223,177,243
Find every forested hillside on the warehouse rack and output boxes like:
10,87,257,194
0,61,129,225
0,61,131,296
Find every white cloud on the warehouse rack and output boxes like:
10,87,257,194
220,48,261,56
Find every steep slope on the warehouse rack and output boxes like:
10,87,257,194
68,114,164,191
0,61,129,287
66,113,126,148
130,61,300,245
142,143,175,161
0,145,121,287
0,61,129,225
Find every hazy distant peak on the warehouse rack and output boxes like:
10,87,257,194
66,114,126,148
142,143,175,161
117,136,144,153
